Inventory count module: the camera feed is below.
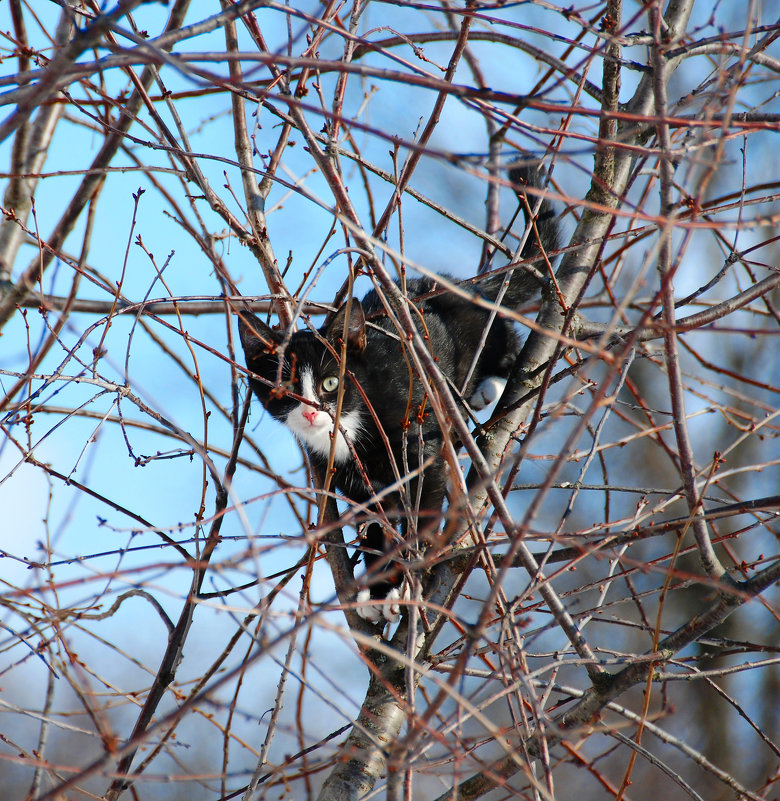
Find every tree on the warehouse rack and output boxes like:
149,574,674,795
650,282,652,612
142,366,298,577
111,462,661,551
1,1,778,800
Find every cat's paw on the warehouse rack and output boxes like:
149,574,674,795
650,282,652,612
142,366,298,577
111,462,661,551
355,585,408,624
471,376,506,410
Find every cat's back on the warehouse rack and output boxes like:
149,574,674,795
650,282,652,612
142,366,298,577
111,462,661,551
358,277,515,391
359,276,477,341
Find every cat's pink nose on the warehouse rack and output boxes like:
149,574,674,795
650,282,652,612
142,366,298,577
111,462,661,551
302,408,318,424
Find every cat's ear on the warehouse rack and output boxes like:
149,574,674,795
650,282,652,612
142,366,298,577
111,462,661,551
324,300,366,352
237,311,280,361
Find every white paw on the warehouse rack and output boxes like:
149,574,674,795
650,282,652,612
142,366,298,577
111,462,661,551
355,585,408,624
470,376,506,410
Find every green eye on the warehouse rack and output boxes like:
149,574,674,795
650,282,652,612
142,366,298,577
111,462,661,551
321,375,339,393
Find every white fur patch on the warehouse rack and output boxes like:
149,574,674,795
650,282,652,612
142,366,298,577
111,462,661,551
470,376,506,410
355,585,409,624
284,367,361,463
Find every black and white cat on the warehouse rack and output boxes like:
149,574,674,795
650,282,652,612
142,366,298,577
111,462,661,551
238,164,559,623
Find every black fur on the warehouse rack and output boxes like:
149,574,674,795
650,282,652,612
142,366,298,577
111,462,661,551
238,164,559,608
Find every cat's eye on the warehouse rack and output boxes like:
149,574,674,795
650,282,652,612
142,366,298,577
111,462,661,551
321,375,340,393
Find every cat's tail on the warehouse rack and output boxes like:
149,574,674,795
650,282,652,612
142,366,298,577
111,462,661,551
477,160,560,308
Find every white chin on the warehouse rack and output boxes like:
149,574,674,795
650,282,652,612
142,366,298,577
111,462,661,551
287,411,350,463
285,406,361,464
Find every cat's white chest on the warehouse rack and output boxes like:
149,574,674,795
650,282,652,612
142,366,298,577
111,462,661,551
285,367,361,463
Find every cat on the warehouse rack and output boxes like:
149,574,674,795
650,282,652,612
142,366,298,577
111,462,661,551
238,163,559,624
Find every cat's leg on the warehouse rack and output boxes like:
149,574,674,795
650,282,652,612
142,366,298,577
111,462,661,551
355,519,409,624
354,463,446,625
361,466,446,622
470,375,506,410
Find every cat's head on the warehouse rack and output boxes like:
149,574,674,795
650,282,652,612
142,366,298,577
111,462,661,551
237,302,367,463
